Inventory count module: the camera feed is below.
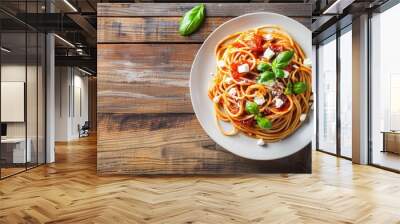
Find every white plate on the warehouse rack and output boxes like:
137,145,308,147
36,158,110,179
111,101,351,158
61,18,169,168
190,12,313,160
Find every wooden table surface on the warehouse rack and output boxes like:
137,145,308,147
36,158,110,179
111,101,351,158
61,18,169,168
97,3,312,175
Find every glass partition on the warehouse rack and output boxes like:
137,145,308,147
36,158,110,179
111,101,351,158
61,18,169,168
317,36,337,154
1,25,28,178
370,3,400,171
0,1,46,179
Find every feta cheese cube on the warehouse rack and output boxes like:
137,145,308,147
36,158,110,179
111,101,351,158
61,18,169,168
213,95,221,103
263,48,275,60
263,34,273,41
254,95,265,105
224,77,233,84
237,63,249,73
300,113,307,122
264,80,276,88
303,58,312,67
228,88,237,97
217,60,226,68
257,139,265,146
283,70,290,78
275,98,284,108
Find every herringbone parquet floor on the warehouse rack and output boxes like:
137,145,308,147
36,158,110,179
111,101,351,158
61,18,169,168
0,135,400,224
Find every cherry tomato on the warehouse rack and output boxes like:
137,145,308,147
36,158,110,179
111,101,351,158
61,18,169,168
270,44,283,52
230,63,240,79
241,118,255,127
232,42,245,48
250,34,264,56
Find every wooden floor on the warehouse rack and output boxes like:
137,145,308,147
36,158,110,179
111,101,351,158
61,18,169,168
0,136,400,224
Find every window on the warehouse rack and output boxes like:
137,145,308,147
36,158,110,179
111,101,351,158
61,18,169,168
370,2,400,171
339,28,352,158
317,36,337,154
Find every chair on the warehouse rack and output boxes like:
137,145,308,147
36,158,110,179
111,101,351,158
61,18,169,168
79,121,90,138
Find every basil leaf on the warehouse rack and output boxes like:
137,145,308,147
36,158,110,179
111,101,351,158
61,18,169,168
257,71,275,83
274,62,290,69
256,117,272,129
293,82,307,94
245,101,259,115
284,82,293,95
273,67,285,78
274,51,294,65
179,4,206,36
257,62,272,72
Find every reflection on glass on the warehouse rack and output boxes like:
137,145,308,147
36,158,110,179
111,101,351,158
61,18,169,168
318,37,337,154
340,29,352,158
1,30,27,177
371,3,400,171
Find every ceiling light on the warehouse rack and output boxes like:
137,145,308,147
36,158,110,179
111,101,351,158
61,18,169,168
78,67,93,76
1,47,11,53
63,0,78,12
54,34,75,48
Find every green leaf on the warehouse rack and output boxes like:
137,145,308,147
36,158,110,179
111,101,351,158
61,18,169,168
245,101,259,115
293,82,307,94
274,62,290,69
257,71,275,83
179,4,206,36
274,51,294,65
257,62,272,72
284,82,293,95
273,67,285,78
256,117,272,129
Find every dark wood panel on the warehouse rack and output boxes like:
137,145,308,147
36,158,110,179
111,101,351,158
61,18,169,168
97,44,198,114
97,2,312,175
98,3,312,17
98,16,310,43
97,113,311,175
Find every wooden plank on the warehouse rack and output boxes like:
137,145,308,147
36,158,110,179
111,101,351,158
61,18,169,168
97,44,198,114
97,113,311,175
98,16,311,43
98,3,312,17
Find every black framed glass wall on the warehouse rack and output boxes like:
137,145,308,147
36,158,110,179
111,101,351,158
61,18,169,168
370,1,400,172
0,1,46,179
316,25,353,159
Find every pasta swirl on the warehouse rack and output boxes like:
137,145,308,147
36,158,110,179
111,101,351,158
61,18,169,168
208,25,313,143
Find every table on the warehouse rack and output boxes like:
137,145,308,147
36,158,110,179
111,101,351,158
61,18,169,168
381,131,400,154
1,138,31,164
97,3,312,175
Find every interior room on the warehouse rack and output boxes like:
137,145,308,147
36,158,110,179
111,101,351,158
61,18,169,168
0,0,400,223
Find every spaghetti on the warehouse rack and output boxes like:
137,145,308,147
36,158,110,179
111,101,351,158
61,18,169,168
208,25,313,144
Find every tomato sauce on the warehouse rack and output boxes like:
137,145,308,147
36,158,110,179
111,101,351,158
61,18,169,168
275,97,291,112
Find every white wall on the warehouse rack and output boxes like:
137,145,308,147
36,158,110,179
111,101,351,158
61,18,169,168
54,67,89,141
